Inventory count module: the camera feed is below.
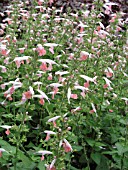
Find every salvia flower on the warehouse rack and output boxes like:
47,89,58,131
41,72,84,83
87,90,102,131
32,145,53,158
79,51,89,61
48,116,61,127
36,44,46,56
0,125,12,135
37,150,52,161
62,139,73,152
44,130,56,141
45,159,56,170
0,148,7,158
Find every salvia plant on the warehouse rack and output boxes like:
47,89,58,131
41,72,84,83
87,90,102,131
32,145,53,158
0,0,128,169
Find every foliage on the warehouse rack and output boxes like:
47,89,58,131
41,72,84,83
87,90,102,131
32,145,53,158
0,0,127,169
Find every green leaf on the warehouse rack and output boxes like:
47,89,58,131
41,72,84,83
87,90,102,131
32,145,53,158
0,139,16,154
37,161,45,170
72,145,83,152
86,139,95,147
91,152,101,165
96,156,109,170
18,150,36,168
115,143,128,155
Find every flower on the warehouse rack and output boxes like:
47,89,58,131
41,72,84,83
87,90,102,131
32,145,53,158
44,130,56,141
0,125,12,135
13,56,31,68
71,106,81,113
90,103,98,116
45,159,56,170
121,98,128,105
47,83,63,99
0,148,7,157
80,75,95,82
70,94,78,99
37,150,52,161
79,51,89,61
33,89,50,105
105,67,114,78
0,65,7,73
63,139,73,152
38,59,58,66
36,44,46,56
48,116,61,127
38,59,58,71
103,77,112,89
67,88,71,104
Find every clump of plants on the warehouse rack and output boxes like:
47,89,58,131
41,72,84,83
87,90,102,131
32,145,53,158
0,0,127,169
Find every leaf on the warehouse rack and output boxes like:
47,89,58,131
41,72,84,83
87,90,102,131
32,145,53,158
86,139,95,147
72,145,83,152
115,143,128,155
69,165,80,170
18,150,36,168
96,155,109,170
91,152,101,165
37,161,45,170
0,139,16,154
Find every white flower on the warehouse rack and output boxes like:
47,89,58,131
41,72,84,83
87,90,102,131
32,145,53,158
48,116,61,122
33,82,43,85
80,75,95,82
0,125,12,129
67,87,71,104
44,130,56,135
0,148,6,152
47,83,63,88
91,103,96,113
103,77,112,87
13,56,31,61
29,86,34,96
37,150,52,155
38,59,58,66
33,90,50,103
74,85,88,91
63,139,73,152
44,43,61,47
55,71,69,76
45,159,56,169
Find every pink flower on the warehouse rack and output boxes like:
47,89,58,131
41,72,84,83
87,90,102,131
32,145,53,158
70,94,78,99
47,73,53,80
0,45,10,56
44,130,56,141
48,116,61,127
52,87,59,99
0,65,7,73
49,0,54,5
80,51,89,61
37,150,52,161
0,125,12,135
71,106,81,113
105,67,114,78
103,84,108,89
36,44,46,56
49,46,54,54
0,148,7,158
106,72,113,78
45,159,56,170
84,81,90,88
37,0,43,6
23,91,32,99
39,98,45,105
62,139,72,152
19,48,25,53
40,62,48,71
